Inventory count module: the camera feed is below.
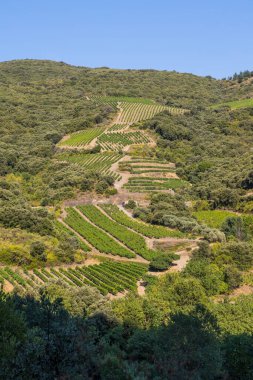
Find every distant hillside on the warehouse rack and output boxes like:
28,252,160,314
0,59,224,108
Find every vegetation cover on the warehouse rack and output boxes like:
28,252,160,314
1,60,253,379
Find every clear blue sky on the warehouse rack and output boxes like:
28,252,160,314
0,0,252,78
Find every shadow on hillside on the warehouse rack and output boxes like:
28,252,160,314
0,292,252,380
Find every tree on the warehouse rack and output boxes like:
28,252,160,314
149,253,179,271
224,265,242,289
30,241,46,261
241,171,253,189
221,241,253,270
0,292,26,377
222,217,247,240
224,334,253,379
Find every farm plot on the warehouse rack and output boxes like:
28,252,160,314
107,124,129,132
118,102,186,124
192,210,239,229
54,220,91,251
98,131,151,151
123,178,188,192
0,261,148,296
58,126,106,147
90,96,187,124
64,208,135,258
57,151,122,180
119,159,175,174
78,205,158,260
89,96,119,109
118,102,168,124
100,204,184,238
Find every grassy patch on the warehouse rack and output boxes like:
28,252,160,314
193,210,237,228
211,98,253,110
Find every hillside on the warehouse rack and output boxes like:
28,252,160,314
1,60,253,379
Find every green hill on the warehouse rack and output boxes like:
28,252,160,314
1,60,253,379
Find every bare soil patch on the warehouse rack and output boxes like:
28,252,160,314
137,279,146,296
230,285,253,297
3,280,14,293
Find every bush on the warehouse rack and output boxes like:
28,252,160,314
149,253,179,271
224,265,242,289
30,241,47,261
220,241,253,271
125,200,137,209
221,217,247,240
105,187,117,196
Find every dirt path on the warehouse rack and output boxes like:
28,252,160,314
230,284,253,297
137,280,146,296
115,104,124,124
117,204,134,217
109,155,132,190
169,249,192,272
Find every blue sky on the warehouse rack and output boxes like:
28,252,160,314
0,0,252,78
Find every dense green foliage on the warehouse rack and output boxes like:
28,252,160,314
1,276,253,379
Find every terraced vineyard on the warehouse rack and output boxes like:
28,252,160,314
119,158,175,174
54,220,91,251
91,96,186,123
2,95,189,297
64,208,135,258
58,126,106,147
98,131,151,151
56,151,122,180
0,261,148,295
124,177,187,192
100,204,184,238
77,205,159,260
118,102,169,123
107,124,129,132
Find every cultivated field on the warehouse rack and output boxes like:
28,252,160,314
58,96,187,149
124,177,187,192
0,261,147,296
58,126,106,147
100,204,184,238
57,151,122,180
2,95,190,296
98,130,152,151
